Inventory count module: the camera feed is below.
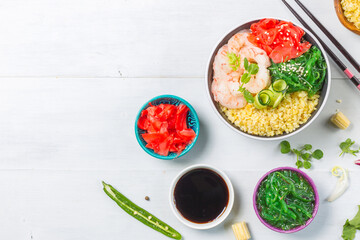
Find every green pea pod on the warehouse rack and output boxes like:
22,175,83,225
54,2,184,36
102,182,182,240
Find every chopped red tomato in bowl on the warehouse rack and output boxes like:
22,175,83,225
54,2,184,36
248,18,311,63
137,102,197,157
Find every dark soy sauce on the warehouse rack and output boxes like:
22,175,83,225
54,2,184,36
174,168,229,223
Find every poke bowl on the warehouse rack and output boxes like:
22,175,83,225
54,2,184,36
135,94,200,160
205,18,331,140
253,167,319,233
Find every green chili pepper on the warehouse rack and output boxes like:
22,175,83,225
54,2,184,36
102,182,182,240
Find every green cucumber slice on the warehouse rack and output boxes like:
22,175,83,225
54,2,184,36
254,90,273,109
272,93,285,108
272,79,288,93
259,90,272,105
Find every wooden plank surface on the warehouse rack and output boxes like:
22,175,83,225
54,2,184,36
0,78,359,240
0,0,359,239
0,0,358,78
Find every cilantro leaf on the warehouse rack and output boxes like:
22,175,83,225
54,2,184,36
342,205,360,240
296,160,303,169
248,63,259,75
304,144,312,151
279,141,323,169
243,90,254,103
241,72,251,84
244,57,249,71
349,206,360,228
280,141,291,154
303,161,311,169
292,149,301,156
312,149,323,160
340,138,359,157
342,220,357,240
301,152,311,161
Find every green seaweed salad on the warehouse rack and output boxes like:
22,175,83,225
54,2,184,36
269,46,327,96
256,170,315,231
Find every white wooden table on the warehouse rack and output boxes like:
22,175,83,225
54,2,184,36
0,0,359,239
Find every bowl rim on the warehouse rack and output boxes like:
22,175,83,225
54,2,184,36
205,17,332,141
134,94,200,160
252,166,319,233
169,164,235,230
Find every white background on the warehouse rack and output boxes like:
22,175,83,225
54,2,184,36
0,0,359,239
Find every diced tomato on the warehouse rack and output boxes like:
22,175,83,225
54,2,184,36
248,18,311,63
138,103,196,156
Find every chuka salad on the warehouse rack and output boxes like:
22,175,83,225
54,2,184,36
256,170,315,230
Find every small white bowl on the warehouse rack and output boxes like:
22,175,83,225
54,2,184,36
169,164,234,230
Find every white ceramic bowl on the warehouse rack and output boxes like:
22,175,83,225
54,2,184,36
169,164,234,230
205,18,331,141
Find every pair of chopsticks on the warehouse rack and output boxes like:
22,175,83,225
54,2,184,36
282,0,360,91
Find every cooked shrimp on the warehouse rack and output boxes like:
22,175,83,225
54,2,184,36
239,46,271,94
212,31,270,108
240,45,270,68
228,30,252,54
213,45,241,82
244,67,271,94
211,77,247,109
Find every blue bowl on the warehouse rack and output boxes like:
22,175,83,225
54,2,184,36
135,95,200,160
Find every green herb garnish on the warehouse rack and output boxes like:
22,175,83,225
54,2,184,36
102,182,182,240
226,54,259,104
227,52,241,71
280,140,291,154
339,138,360,157
342,206,360,240
280,141,324,169
238,57,258,103
226,54,258,104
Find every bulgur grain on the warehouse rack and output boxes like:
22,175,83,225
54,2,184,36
221,91,319,136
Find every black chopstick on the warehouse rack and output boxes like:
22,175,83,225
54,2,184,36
294,0,360,74
281,0,360,91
